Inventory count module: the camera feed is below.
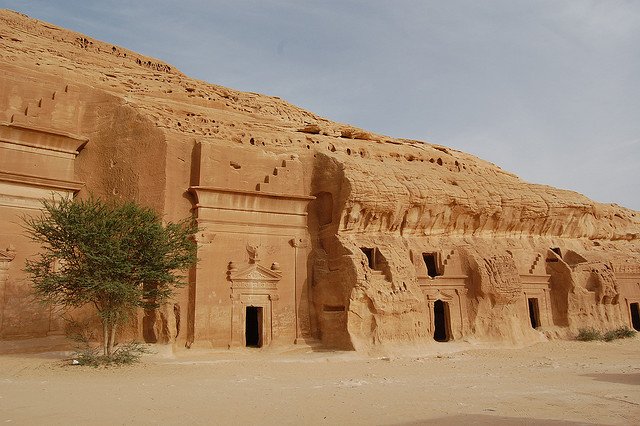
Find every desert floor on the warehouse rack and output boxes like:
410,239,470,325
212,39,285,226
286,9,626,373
0,337,638,425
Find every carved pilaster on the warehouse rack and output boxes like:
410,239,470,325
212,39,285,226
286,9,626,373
290,237,311,342
0,245,16,335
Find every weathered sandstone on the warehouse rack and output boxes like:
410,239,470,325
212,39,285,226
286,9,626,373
0,10,639,352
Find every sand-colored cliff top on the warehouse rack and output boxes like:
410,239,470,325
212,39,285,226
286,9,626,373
1,9,638,243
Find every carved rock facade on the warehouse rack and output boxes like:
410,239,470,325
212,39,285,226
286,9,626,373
0,10,639,351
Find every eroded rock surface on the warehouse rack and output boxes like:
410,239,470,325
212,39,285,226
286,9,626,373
0,10,639,351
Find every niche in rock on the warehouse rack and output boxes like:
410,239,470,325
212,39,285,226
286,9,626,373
361,247,376,269
423,253,441,278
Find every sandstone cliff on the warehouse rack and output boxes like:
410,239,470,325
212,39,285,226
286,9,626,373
1,10,638,350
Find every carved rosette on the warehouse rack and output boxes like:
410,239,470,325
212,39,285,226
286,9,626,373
289,238,310,249
194,232,215,245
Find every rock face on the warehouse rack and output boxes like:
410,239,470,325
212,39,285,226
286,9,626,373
0,10,639,351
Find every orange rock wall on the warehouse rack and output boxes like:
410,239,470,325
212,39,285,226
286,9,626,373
1,10,639,351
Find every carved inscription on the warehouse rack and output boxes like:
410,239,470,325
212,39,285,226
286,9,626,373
232,280,277,290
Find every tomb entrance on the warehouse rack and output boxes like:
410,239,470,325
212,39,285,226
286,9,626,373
188,145,314,349
360,247,375,269
433,300,451,342
630,302,640,331
245,306,263,347
528,298,540,329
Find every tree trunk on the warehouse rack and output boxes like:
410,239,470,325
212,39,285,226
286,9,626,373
107,323,117,356
102,322,108,356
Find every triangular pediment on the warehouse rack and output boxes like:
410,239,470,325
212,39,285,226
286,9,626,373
230,263,282,282
433,290,454,301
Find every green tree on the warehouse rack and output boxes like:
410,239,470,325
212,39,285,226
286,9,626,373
24,196,197,357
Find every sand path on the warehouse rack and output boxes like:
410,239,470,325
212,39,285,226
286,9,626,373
1,338,638,425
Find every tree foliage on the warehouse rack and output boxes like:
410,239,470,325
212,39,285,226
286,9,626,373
24,196,197,357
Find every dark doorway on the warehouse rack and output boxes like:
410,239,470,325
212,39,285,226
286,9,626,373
551,247,562,258
433,300,450,342
245,306,263,347
361,247,375,268
423,253,440,278
528,298,540,329
631,303,640,331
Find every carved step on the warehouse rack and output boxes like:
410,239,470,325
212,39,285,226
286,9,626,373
52,84,76,100
368,270,389,283
25,101,40,117
52,90,65,100
10,113,28,124
294,337,323,349
443,249,455,265
529,253,543,274
38,97,56,113
11,84,72,128
254,157,297,193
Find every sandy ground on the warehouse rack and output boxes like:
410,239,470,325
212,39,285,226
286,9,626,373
0,337,639,425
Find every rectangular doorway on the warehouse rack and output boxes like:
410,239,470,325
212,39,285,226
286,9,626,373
245,306,263,348
528,298,540,329
433,300,451,342
360,247,375,268
630,303,640,331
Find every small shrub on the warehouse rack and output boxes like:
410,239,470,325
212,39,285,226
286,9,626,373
577,326,636,342
64,318,150,367
72,341,150,367
576,327,602,341
615,326,637,339
603,326,636,342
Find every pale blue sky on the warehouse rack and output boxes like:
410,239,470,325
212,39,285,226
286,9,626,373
2,0,639,210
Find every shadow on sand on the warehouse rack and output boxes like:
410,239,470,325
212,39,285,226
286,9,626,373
398,414,593,425
582,372,640,385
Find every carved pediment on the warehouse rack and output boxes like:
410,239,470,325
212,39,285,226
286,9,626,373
229,262,282,291
427,289,454,302
230,263,282,282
